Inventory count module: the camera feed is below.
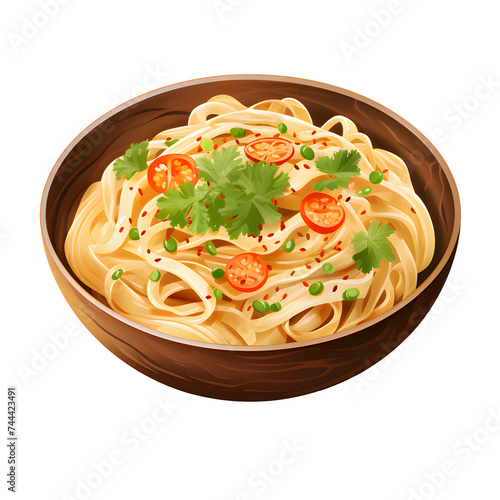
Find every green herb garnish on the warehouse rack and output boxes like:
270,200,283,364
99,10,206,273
311,149,361,192
112,140,149,180
165,138,180,147
351,220,395,274
156,146,290,239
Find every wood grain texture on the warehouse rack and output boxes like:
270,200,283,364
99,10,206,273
41,75,460,401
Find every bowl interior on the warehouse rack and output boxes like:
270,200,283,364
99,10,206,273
43,75,459,330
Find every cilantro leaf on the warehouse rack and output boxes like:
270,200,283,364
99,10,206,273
311,149,361,192
113,140,149,180
156,182,211,234
351,220,396,273
196,146,244,185
220,162,290,239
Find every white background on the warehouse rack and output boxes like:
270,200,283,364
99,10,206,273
2,0,500,499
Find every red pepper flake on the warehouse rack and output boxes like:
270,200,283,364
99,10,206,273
214,143,219,150
274,240,281,245
383,168,389,173
299,247,306,252
294,165,300,170
138,188,143,196
141,211,147,217
155,209,160,215
320,249,325,258
141,230,146,236
267,265,272,270
235,139,240,145
196,136,202,142
282,293,288,300
247,305,252,311
291,188,296,193
306,233,311,240
303,281,309,287
185,239,190,243
128,217,133,223
360,210,366,215
297,232,304,237
263,294,269,300
267,233,274,237
290,270,296,276
342,275,349,280
258,224,263,231
275,287,280,292
334,246,342,251
280,220,286,231
205,295,212,300
338,240,342,245
293,132,297,138
333,285,338,292
303,163,310,169
295,142,301,146
262,245,268,251
311,130,316,136
147,249,151,254
129,187,133,191
322,141,327,147
119,227,124,233
315,257,321,263
258,235,263,243
345,196,351,202
255,133,261,137
324,237,329,241
154,258,161,262
273,133,280,138
197,146,202,152
338,194,343,200
411,207,416,214
312,138,317,144
305,264,311,269
166,137,172,141
223,137,228,143
197,247,203,256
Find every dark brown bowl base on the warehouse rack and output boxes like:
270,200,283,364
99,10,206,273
41,75,460,401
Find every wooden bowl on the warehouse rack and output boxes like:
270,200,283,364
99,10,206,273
40,75,460,401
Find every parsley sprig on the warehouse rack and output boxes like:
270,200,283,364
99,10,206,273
351,220,396,273
112,140,149,180
156,146,290,239
311,149,361,192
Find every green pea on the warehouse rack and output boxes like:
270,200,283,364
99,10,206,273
282,239,295,253
308,281,324,296
163,237,177,253
270,302,282,312
128,227,140,241
213,287,223,300
112,269,123,280
200,137,214,152
150,270,161,282
252,300,270,313
342,288,360,301
356,186,372,197
369,171,383,184
300,145,315,160
277,123,288,134
205,241,217,255
322,263,335,274
164,138,179,147
212,268,225,279
230,127,245,138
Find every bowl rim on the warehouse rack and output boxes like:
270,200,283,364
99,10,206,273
40,73,461,352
